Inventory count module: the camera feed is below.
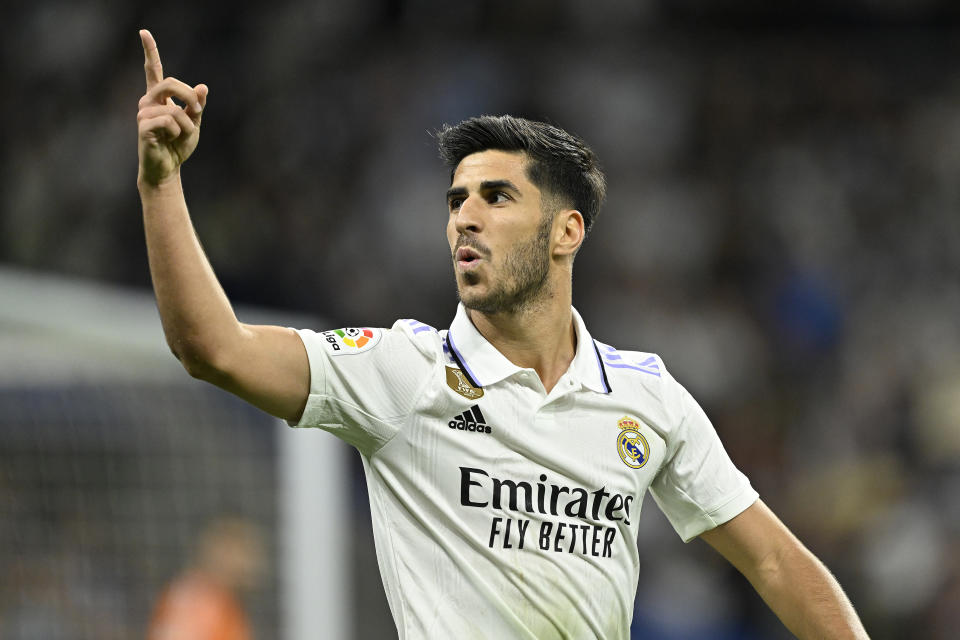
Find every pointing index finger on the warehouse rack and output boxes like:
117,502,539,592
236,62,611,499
140,29,163,89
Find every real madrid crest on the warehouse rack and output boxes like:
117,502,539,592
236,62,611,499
446,367,484,400
616,416,650,469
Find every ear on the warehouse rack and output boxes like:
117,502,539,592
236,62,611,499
553,209,585,259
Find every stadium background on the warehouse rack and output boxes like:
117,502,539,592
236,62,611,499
2,1,959,638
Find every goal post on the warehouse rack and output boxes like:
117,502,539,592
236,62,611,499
0,266,349,639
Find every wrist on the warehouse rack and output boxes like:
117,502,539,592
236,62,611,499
138,169,182,195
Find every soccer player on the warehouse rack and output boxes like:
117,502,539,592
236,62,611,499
137,29,870,639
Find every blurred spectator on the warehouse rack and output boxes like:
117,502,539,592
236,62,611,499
147,517,265,640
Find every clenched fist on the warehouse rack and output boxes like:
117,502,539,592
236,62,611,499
137,30,207,187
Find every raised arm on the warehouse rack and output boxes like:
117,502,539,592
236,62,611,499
137,29,309,421
699,499,869,639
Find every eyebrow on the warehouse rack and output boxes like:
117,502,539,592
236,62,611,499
445,186,467,202
445,180,522,203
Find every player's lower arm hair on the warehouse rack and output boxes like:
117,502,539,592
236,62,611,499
747,539,869,640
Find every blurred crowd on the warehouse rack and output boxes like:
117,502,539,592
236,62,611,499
2,1,959,638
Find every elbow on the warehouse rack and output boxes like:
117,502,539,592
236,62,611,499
168,337,229,382
179,352,218,381
164,322,248,384
754,547,786,592
754,538,812,595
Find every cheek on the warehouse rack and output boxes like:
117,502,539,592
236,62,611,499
445,218,456,248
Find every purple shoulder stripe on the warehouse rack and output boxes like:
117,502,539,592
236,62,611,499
403,318,437,335
596,342,661,378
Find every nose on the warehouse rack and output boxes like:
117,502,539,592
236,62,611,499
454,195,484,235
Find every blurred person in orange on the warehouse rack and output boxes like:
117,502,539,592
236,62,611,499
147,517,264,640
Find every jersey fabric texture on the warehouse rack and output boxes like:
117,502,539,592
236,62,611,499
291,305,758,640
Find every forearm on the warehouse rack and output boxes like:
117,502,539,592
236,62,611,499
139,172,241,373
749,543,869,640
134,31,310,420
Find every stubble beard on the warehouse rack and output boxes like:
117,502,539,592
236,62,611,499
455,214,553,315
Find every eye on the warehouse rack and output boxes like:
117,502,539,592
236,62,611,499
489,191,510,204
449,197,464,211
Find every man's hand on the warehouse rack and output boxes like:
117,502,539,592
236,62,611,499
137,29,207,187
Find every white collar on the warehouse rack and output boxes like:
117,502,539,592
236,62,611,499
445,304,611,393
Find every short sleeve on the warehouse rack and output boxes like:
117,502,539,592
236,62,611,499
649,368,758,542
289,323,435,456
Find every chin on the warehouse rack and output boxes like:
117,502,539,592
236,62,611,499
457,290,481,308
457,287,487,310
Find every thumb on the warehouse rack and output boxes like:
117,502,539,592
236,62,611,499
190,84,208,121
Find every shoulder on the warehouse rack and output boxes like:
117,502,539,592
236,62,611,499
151,573,231,623
393,318,444,359
595,340,664,379
595,339,689,416
595,339,666,394
296,318,443,363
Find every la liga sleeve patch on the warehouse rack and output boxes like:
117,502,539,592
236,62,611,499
320,327,383,356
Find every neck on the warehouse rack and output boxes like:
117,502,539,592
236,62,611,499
467,276,575,393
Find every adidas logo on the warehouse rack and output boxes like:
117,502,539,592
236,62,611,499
448,405,491,434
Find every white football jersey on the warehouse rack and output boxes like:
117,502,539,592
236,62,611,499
292,305,758,639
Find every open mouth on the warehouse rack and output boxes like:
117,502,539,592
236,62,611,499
455,246,483,269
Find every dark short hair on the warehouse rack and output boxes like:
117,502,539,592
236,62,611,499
436,115,606,235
